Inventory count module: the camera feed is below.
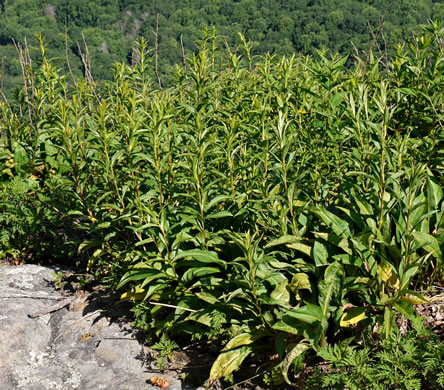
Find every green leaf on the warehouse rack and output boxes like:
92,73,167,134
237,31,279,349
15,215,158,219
286,242,312,256
377,261,400,289
286,304,323,324
272,318,303,335
427,174,443,211
394,301,417,322
207,194,231,210
116,268,168,289
187,310,214,326
181,266,220,284
120,287,146,302
223,330,268,351
312,240,328,265
13,143,29,172
411,231,442,259
399,263,420,291
206,210,233,219
270,279,290,304
313,232,352,255
174,249,227,269
78,240,101,254
313,208,351,238
265,235,301,248
318,261,343,319
194,290,220,305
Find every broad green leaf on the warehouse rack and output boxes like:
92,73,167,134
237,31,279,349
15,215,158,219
411,231,442,259
312,240,328,265
313,208,351,238
270,279,290,304
340,307,366,327
427,174,443,211
265,235,300,248
272,318,303,335
294,199,306,207
181,266,221,284
353,193,374,216
117,268,168,289
330,92,344,110
138,281,165,301
286,304,323,324
393,301,417,322
354,277,371,285
174,249,227,269
209,346,253,382
399,263,420,291
86,248,102,271
318,261,343,318
206,210,233,219
78,240,101,254
313,232,352,255
398,87,418,96
207,194,231,210
13,143,29,172
194,290,220,304
286,242,312,256
409,194,428,229
187,310,214,326
223,330,268,351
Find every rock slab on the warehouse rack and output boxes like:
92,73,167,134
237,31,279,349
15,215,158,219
0,264,183,390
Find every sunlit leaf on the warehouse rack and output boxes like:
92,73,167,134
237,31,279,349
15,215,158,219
340,307,367,327
270,279,290,304
282,341,310,385
209,346,253,382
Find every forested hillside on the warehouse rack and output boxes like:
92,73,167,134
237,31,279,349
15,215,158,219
0,0,442,96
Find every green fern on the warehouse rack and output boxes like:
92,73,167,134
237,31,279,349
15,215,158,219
306,322,444,390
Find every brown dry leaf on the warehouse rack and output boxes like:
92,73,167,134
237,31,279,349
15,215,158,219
80,332,94,341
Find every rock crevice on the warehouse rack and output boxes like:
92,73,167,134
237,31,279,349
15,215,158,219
0,264,182,390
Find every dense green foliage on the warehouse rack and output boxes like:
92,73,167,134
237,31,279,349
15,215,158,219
0,176,80,262
0,0,443,96
0,21,443,388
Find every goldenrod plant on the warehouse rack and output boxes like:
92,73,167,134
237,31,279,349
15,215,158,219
0,22,442,388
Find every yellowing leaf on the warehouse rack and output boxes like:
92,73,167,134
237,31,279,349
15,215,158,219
120,287,146,302
287,242,311,256
401,294,429,305
340,307,367,327
289,273,312,300
377,261,400,289
293,200,306,207
223,331,267,351
282,342,310,385
209,346,253,382
298,109,308,114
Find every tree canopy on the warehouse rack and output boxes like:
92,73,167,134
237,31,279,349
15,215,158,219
0,0,442,95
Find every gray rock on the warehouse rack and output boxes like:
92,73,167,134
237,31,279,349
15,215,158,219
0,264,185,390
